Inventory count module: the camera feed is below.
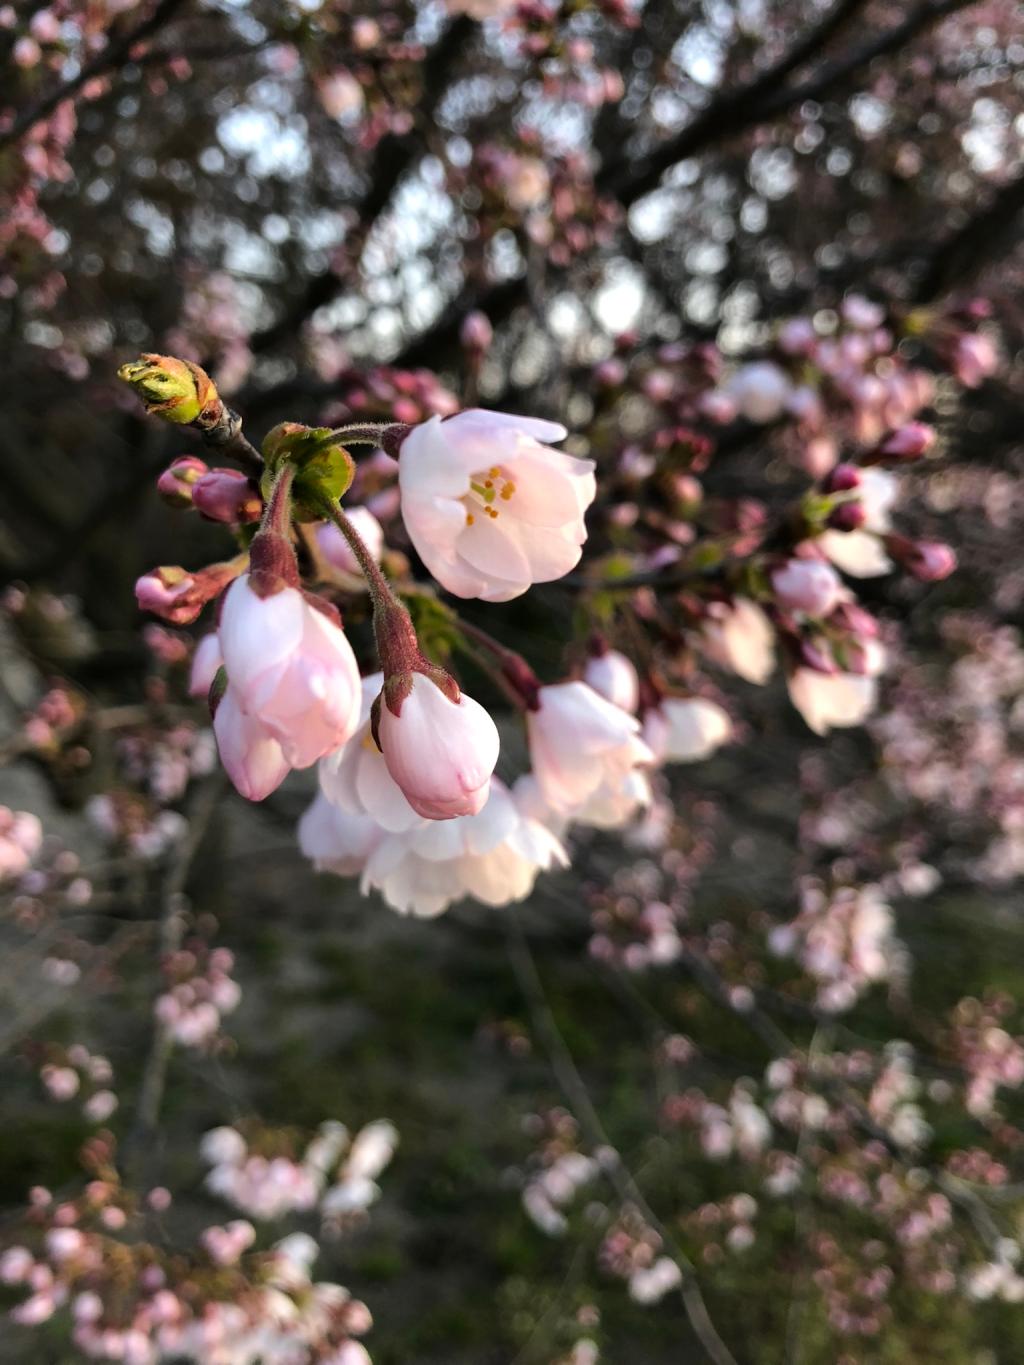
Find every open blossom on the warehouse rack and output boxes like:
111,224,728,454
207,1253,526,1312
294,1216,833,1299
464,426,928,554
377,671,500,819
527,681,653,817
318,675,422,833
771,558,844,617
316,507,385,576
397,410,595,601
642,698,733,764
359,778,568,917
218,574,361,774
583,647,640,713
820,468,899,577
727,361,792,423
700,598,775,684
788,668,878,736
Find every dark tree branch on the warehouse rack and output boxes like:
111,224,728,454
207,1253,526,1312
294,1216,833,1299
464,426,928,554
0,0,188,151
914,170,1024,304
248,15,475,356
383,0,974,374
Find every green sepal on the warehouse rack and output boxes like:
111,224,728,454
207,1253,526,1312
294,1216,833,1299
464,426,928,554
260,423,355,523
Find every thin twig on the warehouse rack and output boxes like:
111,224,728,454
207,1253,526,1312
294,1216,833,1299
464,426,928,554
506,914,742,1365
122,771,224,1185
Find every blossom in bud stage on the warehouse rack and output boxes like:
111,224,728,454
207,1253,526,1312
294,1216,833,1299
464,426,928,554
397,410,595,601
212,687,291,801
642,697,733,764
527,681,653,815
319,675,423,833
157,455,208,506
819,468,899,578
727,361,792,423
189,633,223,698
117,353,216,425
952,332,998,388
771,558,844,617
136,560,244,625
460,310,494,352
875,422,935,461
788,669,878,736
885,536,957,582
315,507,385,576
583,647,640,713
701,598,776,684
192,468,263,524
358,778,568,917
217,575,361,773
377,671,500,819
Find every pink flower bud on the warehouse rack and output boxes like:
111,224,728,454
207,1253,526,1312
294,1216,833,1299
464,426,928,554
826,502,867,532
378,672,500,820
192,468,263,524
460,310,493,352
215,575,362,783
874,422,935,462
135,562,241,626
823,463,862,494
885,536,956,582
771,559,843,617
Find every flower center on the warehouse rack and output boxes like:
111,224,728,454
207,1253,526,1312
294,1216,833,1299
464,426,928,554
462,466,516,525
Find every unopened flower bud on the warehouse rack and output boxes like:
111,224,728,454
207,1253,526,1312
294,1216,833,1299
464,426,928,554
871,422,935,463
135,561,243,626
826,502,867,532
156,456,208,507
884,535,956,582
117,353,217,425
460,310,493,353
823,463,862,494
192,468,263,524
376,666,499,820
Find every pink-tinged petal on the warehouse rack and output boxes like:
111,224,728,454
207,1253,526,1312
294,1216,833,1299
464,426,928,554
454,514,534,586
218,577,304,691
189,633,223,698
454,408,568,445
354,745,423,833
378,675,500,820
497,449,595,527
298,792,379,875
213,689,290,801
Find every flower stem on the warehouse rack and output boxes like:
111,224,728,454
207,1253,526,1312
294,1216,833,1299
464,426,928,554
455,619,542,709
321,500,420,676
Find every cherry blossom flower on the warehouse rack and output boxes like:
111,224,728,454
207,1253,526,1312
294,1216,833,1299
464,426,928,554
700,598,776,684
820,468,899,578
526,682,653,816
377,671,500,819
359,778,568,917
397,411,595,601
188,633,222,698
583,647,640,713
217,574,362,773
771,558,844,617
317,675,422,834
212,687,291,801
642,698,733,764
727,361,792,423
787,668,879,736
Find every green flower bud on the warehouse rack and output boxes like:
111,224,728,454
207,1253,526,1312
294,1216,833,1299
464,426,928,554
260,422,355,522
117,354,217,425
